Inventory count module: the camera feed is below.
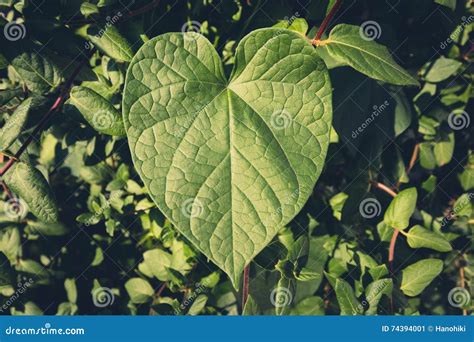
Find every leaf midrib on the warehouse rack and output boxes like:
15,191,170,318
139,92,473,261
326,38,412,81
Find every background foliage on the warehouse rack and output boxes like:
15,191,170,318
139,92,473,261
0,0,472,316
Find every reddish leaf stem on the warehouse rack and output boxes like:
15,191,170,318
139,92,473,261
313,0,343,44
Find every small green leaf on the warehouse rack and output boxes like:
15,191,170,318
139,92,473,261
26,220,69,236
322,24,419,86
433,132,454,167
405,225,452,252
400,259,443,297
288,18,309,36
384,187,417,230
435,0,456,10
364,278,392,315
0,96,48,152
291,296,324,315
274,276,296,316
70,86,125,136
125,277,154,304
11,52,62,93
77,24,133,62
334,278,362,315
424,57,462,82
187,294,208,315
64,278,78,303
3,162,59,223
243,295,260,315
0,88,22,106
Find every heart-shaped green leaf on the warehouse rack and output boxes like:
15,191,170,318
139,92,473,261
123,29,332,287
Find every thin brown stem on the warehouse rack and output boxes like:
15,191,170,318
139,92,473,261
371,181,397,198
1,180,13,199
394,143,420,189
313,0,343,44
242,264,250,308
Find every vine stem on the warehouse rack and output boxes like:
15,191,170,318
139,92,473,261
0,58,86,178
312,0,343,44
370,181,397,271
394,143,420,189
242,265,250,308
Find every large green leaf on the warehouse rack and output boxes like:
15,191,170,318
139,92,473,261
321,24,419,86
400,259,443,297
384,187,417,230
123,29,332,287
3,162,59,223
405,225,452,252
